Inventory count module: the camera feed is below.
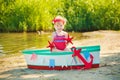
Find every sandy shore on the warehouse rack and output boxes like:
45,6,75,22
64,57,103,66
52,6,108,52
0,30,120,80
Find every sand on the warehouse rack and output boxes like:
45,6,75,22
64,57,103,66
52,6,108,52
0,30,120,80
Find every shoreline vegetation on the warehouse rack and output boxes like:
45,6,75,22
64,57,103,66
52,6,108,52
0,0,120,32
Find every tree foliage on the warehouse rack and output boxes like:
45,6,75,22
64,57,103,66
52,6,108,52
0,0,120,32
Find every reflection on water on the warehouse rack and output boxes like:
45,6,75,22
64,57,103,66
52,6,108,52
0,32,84,56
0,32,51,55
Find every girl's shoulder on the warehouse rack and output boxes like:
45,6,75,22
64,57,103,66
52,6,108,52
52,32,56,36
62,31,68,35
62,31,68,38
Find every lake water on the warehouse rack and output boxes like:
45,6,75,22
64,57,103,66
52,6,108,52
0,32,85,56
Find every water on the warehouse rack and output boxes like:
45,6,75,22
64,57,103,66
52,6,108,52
0,32,85,56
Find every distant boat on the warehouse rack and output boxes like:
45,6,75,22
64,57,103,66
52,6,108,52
0,45,3,53
0,50,3,52
22,45,100,70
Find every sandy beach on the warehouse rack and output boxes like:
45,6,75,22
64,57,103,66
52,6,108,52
0,30,120,80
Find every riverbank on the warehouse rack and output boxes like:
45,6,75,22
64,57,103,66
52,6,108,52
0,30,120,80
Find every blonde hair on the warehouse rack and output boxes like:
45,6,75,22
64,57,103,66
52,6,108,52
52,15,67,25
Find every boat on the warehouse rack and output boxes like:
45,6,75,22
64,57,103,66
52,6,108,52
22,45,100,70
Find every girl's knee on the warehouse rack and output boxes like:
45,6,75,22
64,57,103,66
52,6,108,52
64,48,71,52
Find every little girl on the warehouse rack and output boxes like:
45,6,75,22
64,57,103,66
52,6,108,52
48,16,73,52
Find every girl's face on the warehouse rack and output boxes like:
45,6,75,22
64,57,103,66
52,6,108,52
54,22,64,31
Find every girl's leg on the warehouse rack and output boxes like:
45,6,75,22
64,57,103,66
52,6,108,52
52,48,64,52
52,48,71,52
64,48,71,52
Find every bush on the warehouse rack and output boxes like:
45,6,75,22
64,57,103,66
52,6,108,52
0,0,120,32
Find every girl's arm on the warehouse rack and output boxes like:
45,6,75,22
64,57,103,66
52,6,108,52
64,32,69,45
51,32,55,42
64,32,68,39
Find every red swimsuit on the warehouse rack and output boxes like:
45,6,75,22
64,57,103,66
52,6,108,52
53,32,66,50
